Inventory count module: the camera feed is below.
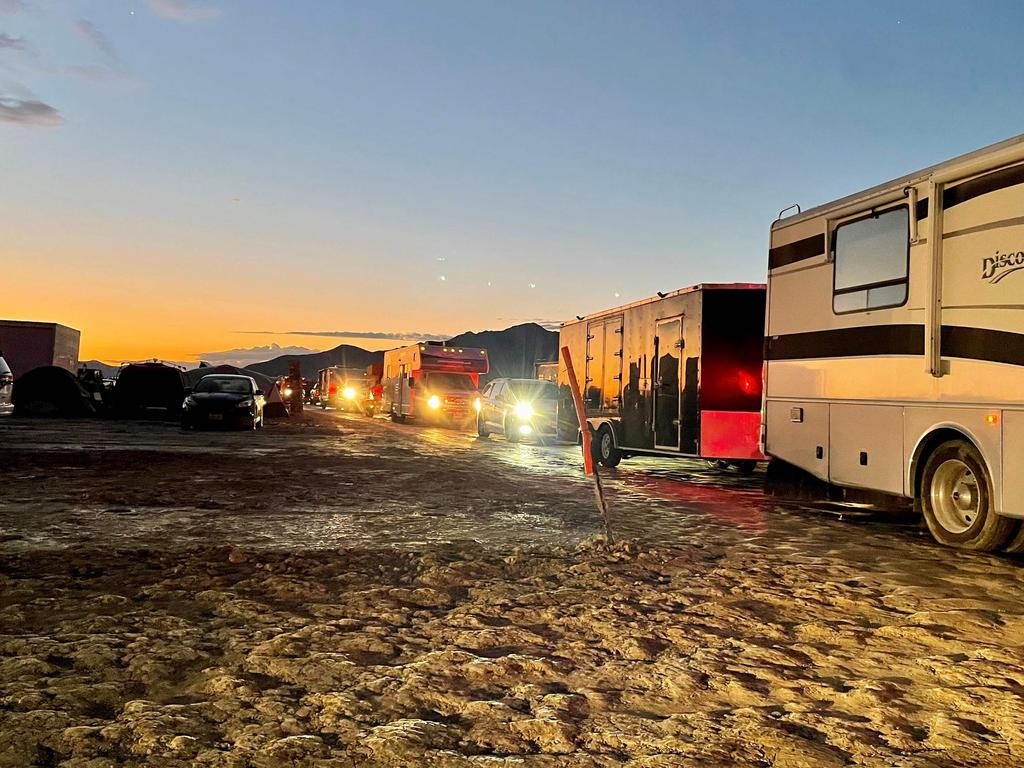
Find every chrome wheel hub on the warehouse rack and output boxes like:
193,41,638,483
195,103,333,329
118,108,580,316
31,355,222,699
931,459,980,534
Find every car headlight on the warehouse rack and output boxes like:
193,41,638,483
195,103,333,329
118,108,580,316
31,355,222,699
237,399,254,408
473,397,482,412
513,402,534,419
283,387,293,397
427,395,441,409
343,386,357,400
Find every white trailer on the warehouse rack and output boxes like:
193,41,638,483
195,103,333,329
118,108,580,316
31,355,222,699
765,134,1024,552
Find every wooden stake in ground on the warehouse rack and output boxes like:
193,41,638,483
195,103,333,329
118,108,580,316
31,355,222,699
560,346,613,543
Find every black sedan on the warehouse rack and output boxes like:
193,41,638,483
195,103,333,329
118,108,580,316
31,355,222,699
181,374,265,430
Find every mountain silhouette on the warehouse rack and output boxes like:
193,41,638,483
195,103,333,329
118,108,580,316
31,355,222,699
247,323,558,381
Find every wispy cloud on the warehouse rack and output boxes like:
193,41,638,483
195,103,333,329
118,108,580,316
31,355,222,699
0,0,23,14
0,33,25,50
195,343,318,367
147,0,223,23
74,19,117,61
237,329,449,342
0,94,62,125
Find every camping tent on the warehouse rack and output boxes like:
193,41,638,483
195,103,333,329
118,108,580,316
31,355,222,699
114,362,186,418
183,364,288,418
12,365,96,417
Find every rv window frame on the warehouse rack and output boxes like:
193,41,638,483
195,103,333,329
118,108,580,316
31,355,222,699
830,202,910,315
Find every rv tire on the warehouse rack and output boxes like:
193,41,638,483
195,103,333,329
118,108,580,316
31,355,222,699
920,439,1014,551
1003,523,1024,554
596,424,621,468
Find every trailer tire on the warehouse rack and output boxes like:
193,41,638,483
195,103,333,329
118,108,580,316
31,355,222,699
920,439,1014,551
596,424,621,468
733,460,757,475
390,410,405,424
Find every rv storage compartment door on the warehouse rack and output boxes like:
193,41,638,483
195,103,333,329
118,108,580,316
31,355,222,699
828,404,903,495
1000,411,1024,519
765,400,828,481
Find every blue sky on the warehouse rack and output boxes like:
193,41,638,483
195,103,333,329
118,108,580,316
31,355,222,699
3,0,1024,361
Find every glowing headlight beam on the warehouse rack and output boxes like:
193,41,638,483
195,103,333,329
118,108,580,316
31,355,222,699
513,402,534,419
343,386,357,400
428,395,441,409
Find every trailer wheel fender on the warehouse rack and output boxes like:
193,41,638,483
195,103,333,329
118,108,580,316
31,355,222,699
586,418,618,447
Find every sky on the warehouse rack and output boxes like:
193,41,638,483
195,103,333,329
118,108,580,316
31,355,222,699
4,0,1024,365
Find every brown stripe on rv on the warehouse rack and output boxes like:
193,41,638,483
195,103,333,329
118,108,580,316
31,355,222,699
943,163,1024,211
942,326,1024,367
768,233,825,269
767,324,1024,366
765,325,924,360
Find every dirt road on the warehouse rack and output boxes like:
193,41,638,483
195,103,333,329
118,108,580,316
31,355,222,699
1,412,1023,766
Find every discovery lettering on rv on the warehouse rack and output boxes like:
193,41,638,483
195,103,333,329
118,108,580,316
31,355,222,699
981,249,1024,283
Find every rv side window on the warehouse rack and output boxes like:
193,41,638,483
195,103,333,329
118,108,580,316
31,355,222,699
832,206,909,313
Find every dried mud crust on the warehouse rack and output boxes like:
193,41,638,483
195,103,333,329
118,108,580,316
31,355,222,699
2,542,1024,768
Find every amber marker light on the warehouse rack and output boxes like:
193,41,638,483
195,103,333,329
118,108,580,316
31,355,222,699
985,413,999,426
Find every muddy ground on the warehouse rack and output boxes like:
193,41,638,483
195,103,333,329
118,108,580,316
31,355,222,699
1,411,1023,767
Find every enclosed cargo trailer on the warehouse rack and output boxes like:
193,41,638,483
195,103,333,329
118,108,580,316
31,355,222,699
0,320,80,375
558,284,765,468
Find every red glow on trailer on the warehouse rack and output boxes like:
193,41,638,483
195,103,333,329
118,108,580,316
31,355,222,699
737,370,758,395
329,385,337,394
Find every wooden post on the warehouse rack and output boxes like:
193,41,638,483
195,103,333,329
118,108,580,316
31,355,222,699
561,346,612,543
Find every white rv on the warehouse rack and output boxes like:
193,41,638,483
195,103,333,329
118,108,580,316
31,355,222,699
765,134,1024,552
382,342,489,425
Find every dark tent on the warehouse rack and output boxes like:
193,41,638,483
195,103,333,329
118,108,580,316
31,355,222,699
12,365,96,417
114,362,186,418
184,364,289,418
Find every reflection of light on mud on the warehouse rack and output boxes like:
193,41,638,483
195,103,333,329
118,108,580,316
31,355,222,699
617,471,767,531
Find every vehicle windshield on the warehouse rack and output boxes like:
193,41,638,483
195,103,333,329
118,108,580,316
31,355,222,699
195,377,252,394
508,380,558,400
424,372,476,391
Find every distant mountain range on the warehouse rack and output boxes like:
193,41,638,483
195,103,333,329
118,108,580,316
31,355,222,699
248,323,558,381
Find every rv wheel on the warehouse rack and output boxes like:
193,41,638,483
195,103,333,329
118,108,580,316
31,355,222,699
596,425,621,468
920,439,1014,551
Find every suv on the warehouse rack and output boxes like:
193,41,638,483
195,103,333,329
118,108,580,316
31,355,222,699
477,378,558,442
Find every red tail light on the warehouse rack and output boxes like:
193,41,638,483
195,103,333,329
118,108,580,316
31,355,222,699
737,371,758,395
329,385,337,394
